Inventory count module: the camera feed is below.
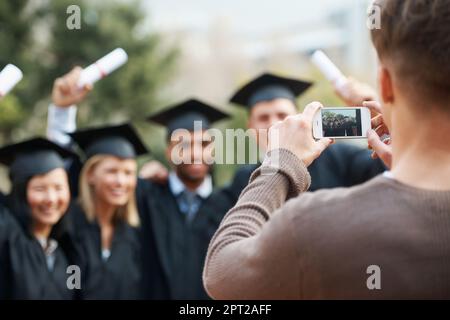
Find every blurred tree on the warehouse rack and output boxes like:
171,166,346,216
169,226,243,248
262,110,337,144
0,0,48,142
0,95,26,141
0,0,178,142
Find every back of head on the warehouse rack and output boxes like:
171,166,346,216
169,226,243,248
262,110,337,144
371,0,450,109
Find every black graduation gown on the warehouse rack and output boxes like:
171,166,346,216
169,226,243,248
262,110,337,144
224,143,386,206
136,179,229,300
69,205,144,300
0,204,9,244
41,162,165,299
0,204,14,299
67,158,83,199
0,205,77,300
0,192,5,206
307,143,386,190
135,179,171,300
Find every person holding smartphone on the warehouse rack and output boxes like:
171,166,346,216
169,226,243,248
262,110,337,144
204,0,450,299
222,73,385,204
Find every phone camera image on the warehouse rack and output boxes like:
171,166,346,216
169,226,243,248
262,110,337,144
322,109,362,137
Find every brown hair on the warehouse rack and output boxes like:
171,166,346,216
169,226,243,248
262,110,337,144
370,0,450,105
79,155,140,227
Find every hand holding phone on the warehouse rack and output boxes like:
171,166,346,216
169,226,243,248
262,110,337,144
364,101,392,168
268,102,333,167
312,107,371,139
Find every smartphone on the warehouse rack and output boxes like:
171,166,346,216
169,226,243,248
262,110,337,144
312,107,371,139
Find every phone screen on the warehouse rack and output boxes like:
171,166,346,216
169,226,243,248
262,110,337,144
321,108,362,137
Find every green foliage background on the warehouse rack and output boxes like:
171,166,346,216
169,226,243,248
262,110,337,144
0,0,179,191
0,0,349,191
0,0,178,142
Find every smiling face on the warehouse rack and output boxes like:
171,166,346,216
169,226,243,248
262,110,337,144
87,156,138,207
166,130,213,184
26,168,71,228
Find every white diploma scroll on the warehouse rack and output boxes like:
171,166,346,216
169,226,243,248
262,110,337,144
310,50,348,91
0,64,23,97
78,48,128,88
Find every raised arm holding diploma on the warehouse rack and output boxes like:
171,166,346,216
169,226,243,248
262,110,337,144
77,48,128,88
311,50,377,106
48,49,127,145
0,64,23,97
311,50,348,91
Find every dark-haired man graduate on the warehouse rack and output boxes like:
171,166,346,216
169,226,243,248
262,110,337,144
137,99,231,300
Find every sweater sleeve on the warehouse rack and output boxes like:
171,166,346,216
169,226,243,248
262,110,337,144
203,148,311,299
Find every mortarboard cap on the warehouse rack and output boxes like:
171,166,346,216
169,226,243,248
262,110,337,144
69,123,148,160
147,98,230,136
0,137,77,184
229,73,313,109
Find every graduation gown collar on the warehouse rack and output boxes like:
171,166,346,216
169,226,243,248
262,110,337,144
168,172,213,199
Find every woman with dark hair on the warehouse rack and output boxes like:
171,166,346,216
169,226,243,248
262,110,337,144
0,137,81,299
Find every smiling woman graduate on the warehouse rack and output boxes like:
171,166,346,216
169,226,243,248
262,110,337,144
0,137,80,300
69,123,148,300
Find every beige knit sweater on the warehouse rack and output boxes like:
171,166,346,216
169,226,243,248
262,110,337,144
203,149,450,299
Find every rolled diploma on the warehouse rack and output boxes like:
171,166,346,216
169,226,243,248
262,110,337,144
0,64,23,97
311,50,348,91
78,48,128,88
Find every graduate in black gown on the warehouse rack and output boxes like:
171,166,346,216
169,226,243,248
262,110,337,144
137,99,231,300
0,138,80,300
0,192,5,206
0,203,11,298
68,123,149,300
44,69,169,299
224,73,386,202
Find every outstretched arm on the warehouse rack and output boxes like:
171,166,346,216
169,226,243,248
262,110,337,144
46,67,91,146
